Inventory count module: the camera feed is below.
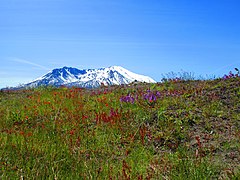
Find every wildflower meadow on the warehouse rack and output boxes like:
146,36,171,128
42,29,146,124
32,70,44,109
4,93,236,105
0,72,240,179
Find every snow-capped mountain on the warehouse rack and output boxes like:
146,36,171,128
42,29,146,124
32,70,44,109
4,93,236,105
22,66,156,88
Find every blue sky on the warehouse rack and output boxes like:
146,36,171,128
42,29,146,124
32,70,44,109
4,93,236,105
1,0,240,88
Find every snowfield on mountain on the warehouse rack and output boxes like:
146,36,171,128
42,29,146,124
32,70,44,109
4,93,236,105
22,66,156,88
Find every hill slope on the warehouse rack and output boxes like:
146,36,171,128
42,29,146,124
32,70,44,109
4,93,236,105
0,77,239,179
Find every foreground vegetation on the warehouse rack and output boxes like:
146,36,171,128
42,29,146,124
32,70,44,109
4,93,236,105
0,74,240,179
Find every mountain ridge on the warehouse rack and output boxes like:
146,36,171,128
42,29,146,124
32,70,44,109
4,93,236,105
17,66,156,89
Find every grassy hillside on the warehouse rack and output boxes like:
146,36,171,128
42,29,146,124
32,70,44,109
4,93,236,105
0,76,240,179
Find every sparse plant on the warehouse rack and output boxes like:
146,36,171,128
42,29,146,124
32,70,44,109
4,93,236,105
161,70,196,82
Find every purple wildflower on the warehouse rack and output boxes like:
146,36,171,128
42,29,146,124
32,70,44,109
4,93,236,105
120,94,135,104
156,91,161,97
143,90,157,102
229,71,234,78
223,71,237,80
223,74,229,80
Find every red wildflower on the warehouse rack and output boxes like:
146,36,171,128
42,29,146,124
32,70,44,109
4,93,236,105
27,132,33,137
69,129,75,135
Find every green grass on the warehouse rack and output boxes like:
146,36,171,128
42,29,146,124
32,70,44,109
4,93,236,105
0,77,240,179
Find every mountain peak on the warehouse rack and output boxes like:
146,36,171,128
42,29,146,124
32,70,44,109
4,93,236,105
22,66,156,88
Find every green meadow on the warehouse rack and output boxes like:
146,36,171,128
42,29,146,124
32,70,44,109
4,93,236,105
1,76,240,179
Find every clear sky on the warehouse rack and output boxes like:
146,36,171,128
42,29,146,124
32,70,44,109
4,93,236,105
1,0,240,88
